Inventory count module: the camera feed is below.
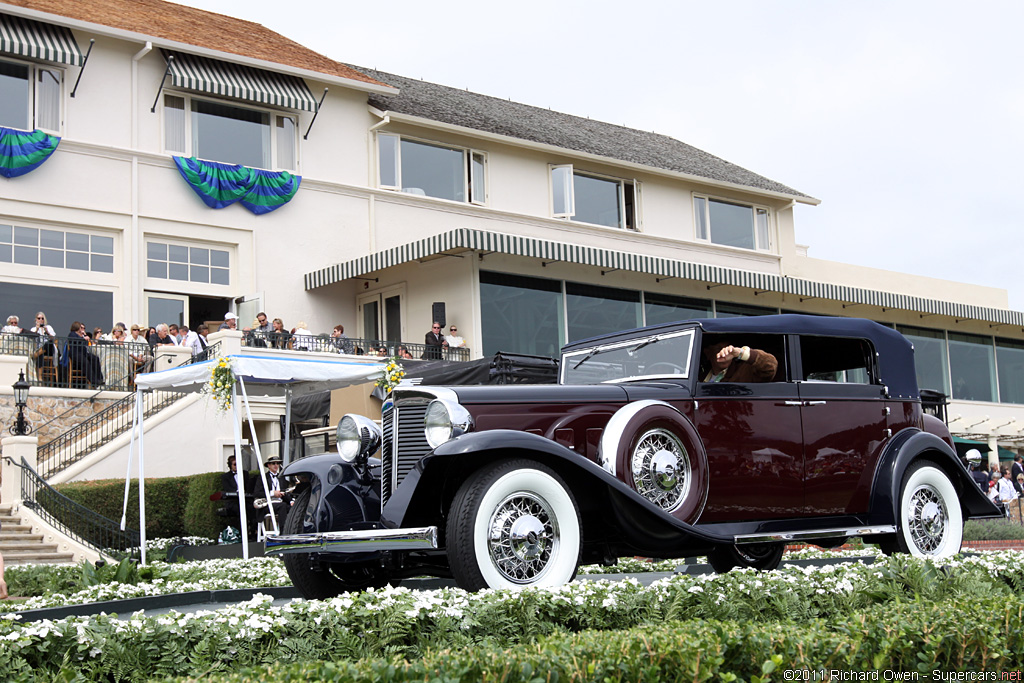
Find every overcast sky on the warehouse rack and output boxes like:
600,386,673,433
176,0,1024,310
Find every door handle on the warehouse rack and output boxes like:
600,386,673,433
783,400,802,406
804,401,826,406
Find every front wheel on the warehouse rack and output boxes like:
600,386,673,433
446,459,581,591
282,488,393,599
708,543,784,574
881,461,963,558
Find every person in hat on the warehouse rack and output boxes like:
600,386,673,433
218,312,238,331
263,455,292,530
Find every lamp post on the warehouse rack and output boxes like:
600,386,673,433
11,369,31,436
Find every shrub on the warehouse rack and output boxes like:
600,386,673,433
48,476,190,539
964,518,1024,541
183,471,232,539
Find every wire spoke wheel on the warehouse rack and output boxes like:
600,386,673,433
487,492,558,583
631,427,690,511
907,483,948,553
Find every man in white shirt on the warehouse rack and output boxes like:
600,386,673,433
189,324,210,356
181,324,199,354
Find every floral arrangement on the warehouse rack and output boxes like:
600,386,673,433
375,357,405,393
206,356,236,411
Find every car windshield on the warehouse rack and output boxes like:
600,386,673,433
560,329,695,384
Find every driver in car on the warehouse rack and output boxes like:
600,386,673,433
702,342,777,383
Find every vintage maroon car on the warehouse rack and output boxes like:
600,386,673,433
266,315,1000,597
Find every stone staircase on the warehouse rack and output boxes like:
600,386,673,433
0,504,75,565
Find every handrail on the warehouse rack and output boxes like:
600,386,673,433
242,331,472,362
1,332,154,392
15,456,140,558
34,346,220,480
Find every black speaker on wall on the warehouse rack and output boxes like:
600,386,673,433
431,302,446,327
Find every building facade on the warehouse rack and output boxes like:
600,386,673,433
2,0,1023,464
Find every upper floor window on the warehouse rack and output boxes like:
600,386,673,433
0,223,113,273
164,93,296,170
147,240,230,285
0,57,61,133
551,165,637,230
694,195,771,251
378,133,485,204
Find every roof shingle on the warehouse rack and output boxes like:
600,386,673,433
357,66,812,200
1,0,386,87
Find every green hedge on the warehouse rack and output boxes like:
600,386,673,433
162,597,1024,681
45,471,259,542
964,518,1024,540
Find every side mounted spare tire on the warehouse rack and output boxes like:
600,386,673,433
446,458,581,591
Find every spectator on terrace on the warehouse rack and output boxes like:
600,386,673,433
2,315,22,334
329,324,352,354
268,318,291,350
423,322,447,360
218,312,238,331
180,324,197,352
446,324,466,349
398,345,413,360
1015,473,1024,497
65,321,104,387
92,326,105,342
168,324,183,345
30,312,55,338
190,324,210,356
291,321,313,351
1012,455,1024,483
148,323,175,349
244,312,272,348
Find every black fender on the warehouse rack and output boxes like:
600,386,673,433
868,428,1001,526
379,429,732,549
282,453,382,532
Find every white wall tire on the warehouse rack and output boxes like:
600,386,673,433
894,462,963,558
447,459,581,591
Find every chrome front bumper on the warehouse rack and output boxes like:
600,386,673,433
264,526,438,556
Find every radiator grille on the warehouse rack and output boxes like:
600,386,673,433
380,397,432,507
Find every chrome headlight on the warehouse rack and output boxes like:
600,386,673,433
424,399,474,449
336,414,382,463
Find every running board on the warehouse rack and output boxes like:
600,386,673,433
734,525,895,545
264,526,438,555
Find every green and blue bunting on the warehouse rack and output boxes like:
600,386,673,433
241,168,301,215
0,126,61,178
173,156,301,214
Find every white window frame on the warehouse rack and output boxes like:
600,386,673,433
376,132,488,205
0,55,64,134
549,164,639,231
145,238,233,289
693,193,773,252
162,91,298,171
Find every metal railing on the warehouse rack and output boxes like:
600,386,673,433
1,332,153,392
37,387,185,479
242,330,471,362
17,456,141,558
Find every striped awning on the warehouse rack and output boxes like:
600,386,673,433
0,12,83,66
305,227,1024,327
164,51,317,112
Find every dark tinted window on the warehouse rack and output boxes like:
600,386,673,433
800,336,874,384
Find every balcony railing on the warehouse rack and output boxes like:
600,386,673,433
1,332,154,392
242,330,471,362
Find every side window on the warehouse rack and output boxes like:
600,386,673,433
799,336,874,384
698,333,786,383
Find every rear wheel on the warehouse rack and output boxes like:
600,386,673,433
282,488,392,599
880,461,963,558
446,459,581,591
708,543,784,574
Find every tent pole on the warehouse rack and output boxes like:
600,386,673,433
283,388,293,466
231,382,249,560
120,391,141,532
239,378,279,535
138,391,147,566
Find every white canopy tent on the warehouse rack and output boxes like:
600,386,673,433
124,354,384,563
